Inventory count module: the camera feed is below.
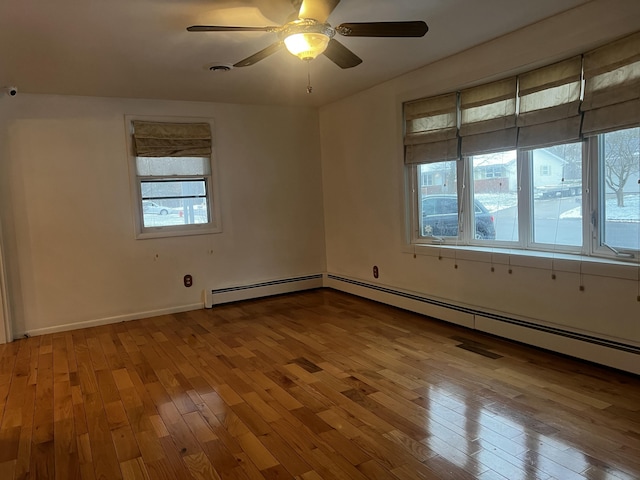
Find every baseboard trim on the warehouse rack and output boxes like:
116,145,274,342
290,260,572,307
326,273,640,374
15,303,204,339
13,272,639,374
14,274,325,340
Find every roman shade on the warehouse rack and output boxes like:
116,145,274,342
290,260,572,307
404,31,640,164
404,93,459,164
459,77,517,156
582,32,640,135
132,120,212,157
517,56,583,148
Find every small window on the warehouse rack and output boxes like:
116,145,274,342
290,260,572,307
540,165,551,176
421,171,435,187
484,165,504,179
126,116,222,239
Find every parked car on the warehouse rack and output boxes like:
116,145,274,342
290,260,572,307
421,195,496,240
142,200,171,215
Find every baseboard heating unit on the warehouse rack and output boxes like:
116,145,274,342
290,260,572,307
209,274,324,306
325,274,640,375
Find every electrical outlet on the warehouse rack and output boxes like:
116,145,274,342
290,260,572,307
184,274,193,287
373,266,379,279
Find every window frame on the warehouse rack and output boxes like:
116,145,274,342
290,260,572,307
590,130,640,260
411,159,464,243
125,115,222,240
526,143,587,255
467,150,522,247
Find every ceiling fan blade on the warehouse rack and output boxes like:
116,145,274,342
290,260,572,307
322,39,362,69
187,25,277,33
336,21,428,37
298,0,341,22
233,42,284,68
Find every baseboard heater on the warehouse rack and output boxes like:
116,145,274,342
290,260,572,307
209,274,324,306
326,274,640,375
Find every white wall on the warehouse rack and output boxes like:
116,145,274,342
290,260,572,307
0,94,326,336
319,0,640,371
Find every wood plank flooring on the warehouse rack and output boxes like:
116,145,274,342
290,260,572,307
0,288,639,479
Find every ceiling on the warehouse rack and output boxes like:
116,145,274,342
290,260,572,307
0,0,595,107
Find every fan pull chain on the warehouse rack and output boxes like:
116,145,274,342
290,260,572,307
306,60,313,94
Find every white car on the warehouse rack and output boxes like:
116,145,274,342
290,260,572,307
142,200,171,215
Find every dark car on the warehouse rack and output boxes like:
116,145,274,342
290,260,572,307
421,195,496,240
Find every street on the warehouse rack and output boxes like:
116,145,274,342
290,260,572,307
491,197,640,249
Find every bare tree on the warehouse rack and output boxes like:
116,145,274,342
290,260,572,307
603,128,639,207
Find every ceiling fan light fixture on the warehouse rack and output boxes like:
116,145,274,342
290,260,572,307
280,20,335,61
284,32,330,60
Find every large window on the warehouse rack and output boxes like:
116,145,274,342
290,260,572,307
405,32,640,262
410,130,639,260
126,117,222,238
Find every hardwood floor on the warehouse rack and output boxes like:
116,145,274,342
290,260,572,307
0,289,638,479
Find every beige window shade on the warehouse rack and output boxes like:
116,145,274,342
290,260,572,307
517,56,583,148
582,32,640,135
132,120,212,157
404,93,459,163
459,77,517,156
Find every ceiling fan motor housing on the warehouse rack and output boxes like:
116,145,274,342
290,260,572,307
279,19,335,41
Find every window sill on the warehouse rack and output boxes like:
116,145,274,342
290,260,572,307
137,225,222,240
403,243,640,281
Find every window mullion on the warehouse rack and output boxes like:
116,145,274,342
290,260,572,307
518,149,532,249
459,158,471,243
410,165,421,242
585,138,597,256
590,134,611,258
138,174,207,181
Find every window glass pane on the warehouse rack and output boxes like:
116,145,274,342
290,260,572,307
136,157,210,176
418,161,459,237
471,151,515,241
141,179,209,227
532,143,583,246
601,127,640,251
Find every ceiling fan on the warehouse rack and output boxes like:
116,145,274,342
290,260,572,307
187,0,428,69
